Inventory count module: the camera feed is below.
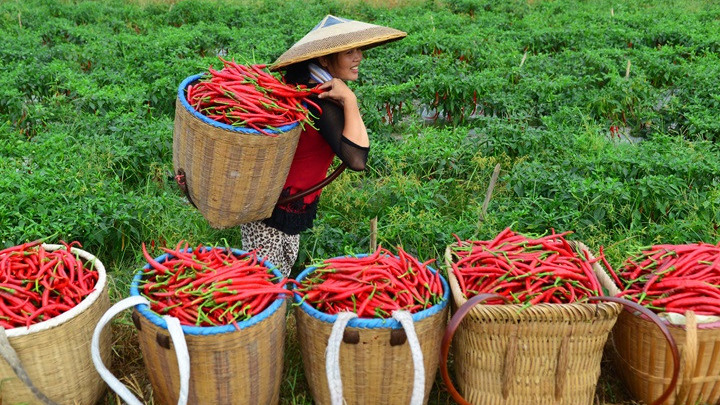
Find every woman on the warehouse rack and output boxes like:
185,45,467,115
240,15,406,276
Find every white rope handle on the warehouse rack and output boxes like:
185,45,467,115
91,296,190,405
325,311,426,405
166,315,190,405
392,310,425,405
326,311,357,405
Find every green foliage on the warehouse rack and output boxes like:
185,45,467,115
1,0,717,268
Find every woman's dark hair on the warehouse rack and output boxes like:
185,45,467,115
282,60,312,85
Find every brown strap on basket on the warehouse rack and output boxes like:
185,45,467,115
276,162,347,205
174,169,197,208
440,293,509,405
588,296,680,405
675,310,698,403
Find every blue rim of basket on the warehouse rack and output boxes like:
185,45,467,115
178,73,299,135
293,254,450,329
129,247,287,335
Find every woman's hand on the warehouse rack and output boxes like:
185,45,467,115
317,78,357,107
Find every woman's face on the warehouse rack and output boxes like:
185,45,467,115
321,48,363,81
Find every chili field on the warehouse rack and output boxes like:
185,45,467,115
1,0,719,403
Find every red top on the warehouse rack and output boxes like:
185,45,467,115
261,96,368,235
281,125,336,208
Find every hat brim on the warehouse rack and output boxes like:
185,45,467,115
270,18,407,71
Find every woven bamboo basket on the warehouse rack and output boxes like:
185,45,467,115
441,241,624,405
127,250,289,405
173,73,302,229
0,244,111,405
608,292,720,404
293,259,451,405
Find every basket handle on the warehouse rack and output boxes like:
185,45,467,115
325,310,426,405
174,168,197,209
0,328,59,405
91,296,190,405
440,293,509,405
587,296,679,405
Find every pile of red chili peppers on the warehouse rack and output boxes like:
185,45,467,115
0,240,98,329
139,241,289,328
608,243,720,316
294,246,445,318
448,228,602,305
186,57,322,135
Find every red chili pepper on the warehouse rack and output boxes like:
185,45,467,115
449,228,602,305
295,246,444,319
138,241,285,327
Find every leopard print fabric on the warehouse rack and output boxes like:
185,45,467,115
240,220,299,277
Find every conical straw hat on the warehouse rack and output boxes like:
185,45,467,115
270,15,407,71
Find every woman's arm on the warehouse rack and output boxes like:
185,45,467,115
317,78,368,148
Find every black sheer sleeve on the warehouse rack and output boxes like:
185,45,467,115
310,97,369,171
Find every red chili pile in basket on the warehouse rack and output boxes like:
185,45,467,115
608,242,720,316
186,57,322,135
139,241,289,328
448,228,602,305
0,240,98,328
294,246,444,318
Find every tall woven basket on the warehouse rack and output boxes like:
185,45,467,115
173,73,302,229
0,244,111,405
441,241,623,405
609,294,720,404
127,251,288,405
293,261,451,405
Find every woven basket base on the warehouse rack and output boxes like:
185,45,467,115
295,306,448,405
0,288,111,405
134,302,286,405
451,302,621,405
611,310,720,405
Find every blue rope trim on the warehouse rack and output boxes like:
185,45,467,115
129,247,288,335
178,73,299,135
293,254,450,329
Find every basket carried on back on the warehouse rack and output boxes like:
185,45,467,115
173,74,301,229
441,241,623,405
0,244,111,405
293,258,451,405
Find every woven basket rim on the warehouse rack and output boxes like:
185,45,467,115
178,73,300,135
293,253,450,329
129,247,289,335
5,243,107,338
621,307,720,330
